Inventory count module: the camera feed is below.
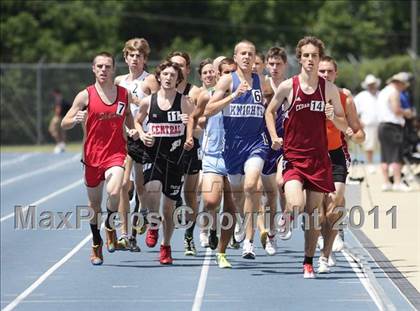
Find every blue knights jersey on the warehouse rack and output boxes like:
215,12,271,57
223,72,265,140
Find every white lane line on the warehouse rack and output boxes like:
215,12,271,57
1,153,39,168
342,249,387,310
1,153,81,187
2,233,92,311
0,179,83,222
192,248,212,311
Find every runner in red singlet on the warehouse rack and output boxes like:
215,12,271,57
265,37,348,278
61,52,140,266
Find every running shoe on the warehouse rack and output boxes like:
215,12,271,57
184,236,197,256
228,236,240,249
234,223,245,243
216,253,232,269
260,230,268,249
242,240,255,259
117,235,130,250
105,228,117,253
128,236,140,252
159,245,173,265
328,253,336,267
332,234,344,252
200,231,209,248
303,263,315,279
317,256,330,274
90,243,103,265
145,228,159,248
277,214,292,240
381,183,392,192
265,235,277,256
208,229,218,250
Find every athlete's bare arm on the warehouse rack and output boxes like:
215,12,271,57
265,78,293,150
141,75,160,95
185,90,209,150
182,95,196,150
261,74,274,105
125,93,139,140
134,96,154,147
61,90,88,130
204,74,247,117
341,89,365,144
325,81,348,132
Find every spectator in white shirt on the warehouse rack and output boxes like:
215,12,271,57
354,74,381,173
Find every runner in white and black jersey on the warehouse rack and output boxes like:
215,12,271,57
135,60,194,264
114,38,150,252
167,51,203,256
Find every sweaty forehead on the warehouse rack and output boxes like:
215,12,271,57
319,61,334,70
94,56,113,65
301,44,319,54
235,43,256,54
202,64,214,72
162,66,177,74
170,56,187,66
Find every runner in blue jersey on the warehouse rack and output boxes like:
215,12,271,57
185,57,237,268
204,40,271,259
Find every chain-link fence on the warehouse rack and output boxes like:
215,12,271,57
0,59,301,145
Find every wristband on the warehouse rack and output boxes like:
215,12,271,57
231,91,238,100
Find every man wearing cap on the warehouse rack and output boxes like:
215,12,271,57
354,74,381,173
377,72,412,192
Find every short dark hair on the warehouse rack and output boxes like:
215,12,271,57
154,60,184,86
93,51,115,67
218,57,235,74
266,47,287,63
198,58,213,76
320,55,338,71
255,52,265,63
167,51,191,68
295,36,325,60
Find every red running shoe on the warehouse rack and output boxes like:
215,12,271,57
159,245,173,265
303,263,315,279
146,228,159,248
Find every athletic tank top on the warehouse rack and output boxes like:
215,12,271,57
223,72,265,139
84,85,128,167
283,75,328,159
118,71,149,117
326,91,347,150
202,89,224,155
145,92,185,163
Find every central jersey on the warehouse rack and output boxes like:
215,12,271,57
283,75,328,159
145,92,185,164
223,72,265,139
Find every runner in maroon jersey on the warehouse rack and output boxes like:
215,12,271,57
265,37,348,278
61,52,139,266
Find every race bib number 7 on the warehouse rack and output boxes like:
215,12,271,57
116,102,126,116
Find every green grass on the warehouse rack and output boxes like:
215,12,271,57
1,142,83,153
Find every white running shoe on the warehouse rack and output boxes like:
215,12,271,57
317,256,330,274
381,183,392,192
332,234,344,252
328,253,336,267
242,239,255,259
392,183,412,192
234,223,246,243
317,235,324,250
200,231,209,248
265,236,277,256
277,214,292,240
